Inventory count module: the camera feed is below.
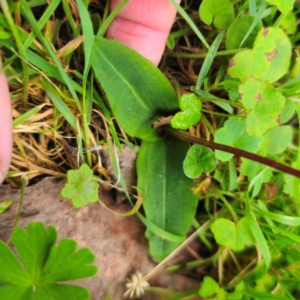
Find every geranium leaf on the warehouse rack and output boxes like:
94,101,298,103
0,222,97,300
60,163,99,208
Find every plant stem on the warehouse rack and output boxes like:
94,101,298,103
166,128,300,178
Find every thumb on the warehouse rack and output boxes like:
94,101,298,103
106,0,180,66
0,58,12,184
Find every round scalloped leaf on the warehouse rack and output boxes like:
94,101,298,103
210,217,255,251
171,93,201,130
214,117,262,161
239,78,286,136
266,0,295,13
199,0,234,29
228,27,292,83
226,15,262,50
183,145,216,178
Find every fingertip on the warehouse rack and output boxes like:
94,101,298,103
0,63,12,184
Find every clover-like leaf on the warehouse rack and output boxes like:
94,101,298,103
61,163,99,208
199,0,234,29
226,15,262,50
228,27,292,83
0,222,97,300
183,145,216,178
171,93,201,130
210,217,255,251
266,0,295,13
239,78,286,136
214,117,262,161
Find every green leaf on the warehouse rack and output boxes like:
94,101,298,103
226,15,262,50
60,164,99,208
183,145,216,178
249,167,273,198
214,117,262,161
137,136,198,261
11,223,57,281
171,93,201,130
228,27,292,83
0,199,13,213
210,217,255,251
239,78,286,136
227,282,245,300
265,0,295,13
92,37,179,141
280,11,297,34
199,0,234,29
280,100,295,123
240,157,265,181
199,276,227,299
0,222,97,300
262,126,293,154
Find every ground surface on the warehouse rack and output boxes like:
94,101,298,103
0,177,199,299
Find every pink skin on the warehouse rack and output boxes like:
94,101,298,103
106,0,180,66
0,59,12,184
0,0,178,184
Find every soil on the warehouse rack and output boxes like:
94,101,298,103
0,177,199,299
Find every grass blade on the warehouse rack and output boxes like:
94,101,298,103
195,30,225,90
245,194,271,269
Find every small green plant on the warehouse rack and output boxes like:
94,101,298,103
61,164,99,208
0,222,98,300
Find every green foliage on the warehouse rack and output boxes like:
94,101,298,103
0,199,13,213
171,93,201,130
183,145,216,178
239,78,286,136
199,276,226,299
0,222,97,299
214,117,262,161
261,126,293,154
210,217,255,251
265,0,295,13
199,277,245,299
226,15,262,50
60,164,99,208
199,0,234,29
92,37,179,141
281,11,297,34
228,27,292,83
137,137,198,261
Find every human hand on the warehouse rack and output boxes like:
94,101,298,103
0,0,178,184
107,0,180,66
0,58,12,184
